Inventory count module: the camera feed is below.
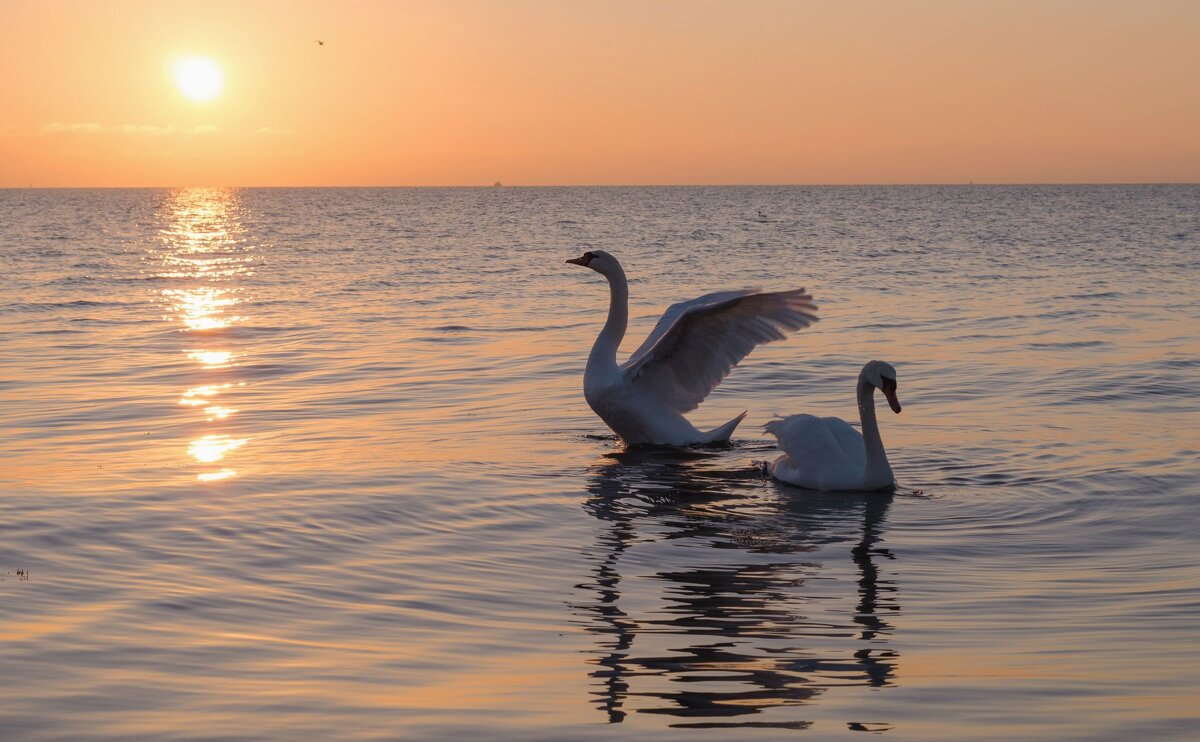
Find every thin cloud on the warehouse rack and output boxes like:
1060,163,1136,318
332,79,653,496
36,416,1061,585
114,124,175,135
40,122,218,136
41,122,104,133
254,126,290,136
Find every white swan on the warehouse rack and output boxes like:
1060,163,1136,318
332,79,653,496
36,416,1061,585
765,360,902,491
566,250,818,446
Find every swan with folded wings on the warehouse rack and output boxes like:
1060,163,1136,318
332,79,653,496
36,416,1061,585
765,360,902,491
566,250,818,446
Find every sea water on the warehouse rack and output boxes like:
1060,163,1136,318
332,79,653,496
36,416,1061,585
1,185,1197,739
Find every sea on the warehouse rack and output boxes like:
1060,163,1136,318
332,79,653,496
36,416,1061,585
1,185,1198,740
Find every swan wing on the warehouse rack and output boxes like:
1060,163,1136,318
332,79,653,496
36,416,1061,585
824,417,866,461
624,289,756,366
766,414,848,464
766,414,862,489
620,288,818,413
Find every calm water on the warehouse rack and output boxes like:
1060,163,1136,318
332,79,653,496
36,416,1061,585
2,186,1198,740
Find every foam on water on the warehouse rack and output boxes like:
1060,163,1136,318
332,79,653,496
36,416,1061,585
1,185,1198,740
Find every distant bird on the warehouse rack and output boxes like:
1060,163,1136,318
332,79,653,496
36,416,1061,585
316,40,325,46
765,360,902,491
566,250,818,446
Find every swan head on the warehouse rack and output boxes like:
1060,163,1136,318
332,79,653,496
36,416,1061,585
566,250,622,277
862,360,902,414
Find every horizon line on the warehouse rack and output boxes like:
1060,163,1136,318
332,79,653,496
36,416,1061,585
3,181,1198,190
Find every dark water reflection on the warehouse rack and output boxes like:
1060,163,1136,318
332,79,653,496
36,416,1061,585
575,448,899,728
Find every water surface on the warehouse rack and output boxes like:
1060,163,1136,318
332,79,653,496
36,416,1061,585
2,185,1198,739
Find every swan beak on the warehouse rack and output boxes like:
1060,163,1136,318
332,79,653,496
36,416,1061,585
883,387,902,414
565,256,587,265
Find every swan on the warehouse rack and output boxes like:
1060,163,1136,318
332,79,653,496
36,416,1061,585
765,360,902,491
566,250,818,446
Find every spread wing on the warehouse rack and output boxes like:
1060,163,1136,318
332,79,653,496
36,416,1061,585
620,288,818,413
624,289,757,366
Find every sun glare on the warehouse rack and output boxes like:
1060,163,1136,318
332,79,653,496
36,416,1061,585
174,57,224,102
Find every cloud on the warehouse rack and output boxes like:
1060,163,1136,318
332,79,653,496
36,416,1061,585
114,124,175,135
41,122,105,133
254,126,290,136
40,122,218,136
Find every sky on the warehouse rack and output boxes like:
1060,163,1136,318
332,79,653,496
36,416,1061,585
1,0,1197,187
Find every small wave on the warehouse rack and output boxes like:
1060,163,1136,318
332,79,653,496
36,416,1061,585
181,324,299,337
1025,340,1111,350
346,279,406,288
41,276,99,286
2,299,135,312
425,322,591,334
409,335,478,344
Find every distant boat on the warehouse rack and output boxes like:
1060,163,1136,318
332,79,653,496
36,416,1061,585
493,181,502,187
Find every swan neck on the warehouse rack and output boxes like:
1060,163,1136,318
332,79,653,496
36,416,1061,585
591,266,628,369
857,377,889,474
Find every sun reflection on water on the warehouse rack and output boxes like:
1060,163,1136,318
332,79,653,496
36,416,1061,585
153,188,255,481
179,383,233,406
163,287,241,330
203,405,238,421
197,469,238,482
186,350,235,368
188,434,248,463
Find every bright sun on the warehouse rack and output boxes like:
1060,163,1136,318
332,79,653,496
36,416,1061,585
174,57,224,102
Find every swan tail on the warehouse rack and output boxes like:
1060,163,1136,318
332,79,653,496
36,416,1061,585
704,411,747,443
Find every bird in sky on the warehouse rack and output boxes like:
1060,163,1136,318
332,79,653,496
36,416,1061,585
316,40,324,46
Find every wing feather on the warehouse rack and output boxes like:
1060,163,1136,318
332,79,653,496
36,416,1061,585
624,289,757,366
620,288,817,413
765,414,856,463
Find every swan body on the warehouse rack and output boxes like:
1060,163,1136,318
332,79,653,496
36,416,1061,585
567,250,817,446
766,361,902,491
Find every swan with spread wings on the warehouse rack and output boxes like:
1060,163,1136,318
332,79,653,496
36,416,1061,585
566,250,818,446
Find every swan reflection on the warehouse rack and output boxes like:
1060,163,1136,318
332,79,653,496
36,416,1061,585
574,448,898,729
151,188,254,481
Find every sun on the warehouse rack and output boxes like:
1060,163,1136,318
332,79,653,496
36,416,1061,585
174,57,224,102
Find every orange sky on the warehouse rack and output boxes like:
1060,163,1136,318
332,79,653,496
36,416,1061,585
1,0,1197,186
